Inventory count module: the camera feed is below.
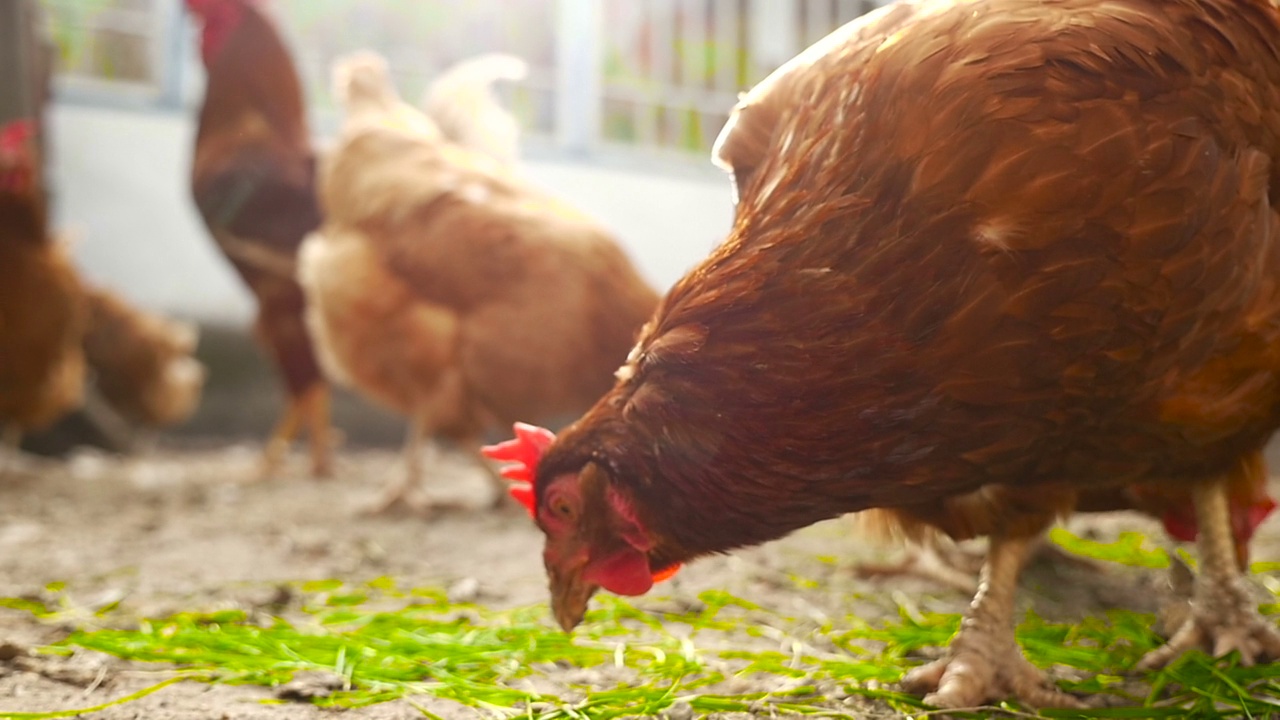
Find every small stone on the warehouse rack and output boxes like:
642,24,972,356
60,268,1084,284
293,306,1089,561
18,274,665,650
664,701,694,720
0,642,26,661
275,670,345,701
447,577,481,603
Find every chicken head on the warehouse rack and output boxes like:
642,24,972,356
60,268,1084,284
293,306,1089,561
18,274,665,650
0,119,36,194
483,423,680,630
185,0,248,65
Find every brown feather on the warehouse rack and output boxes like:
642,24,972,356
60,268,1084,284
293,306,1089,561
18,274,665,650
538,0,1280,574
300,61,660,445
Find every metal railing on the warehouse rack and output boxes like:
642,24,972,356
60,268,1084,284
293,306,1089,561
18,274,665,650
40,0,887,157
594,0,881,155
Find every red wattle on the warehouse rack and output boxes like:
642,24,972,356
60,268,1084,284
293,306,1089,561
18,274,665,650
651,563,682,583
585,548,656,596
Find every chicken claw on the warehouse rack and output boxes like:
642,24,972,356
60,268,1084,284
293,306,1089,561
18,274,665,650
1138,478,1280,670
902,636,1080,709
901,534,1085,709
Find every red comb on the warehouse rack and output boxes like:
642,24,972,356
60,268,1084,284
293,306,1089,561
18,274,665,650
481,422,556,516
0,120,34,152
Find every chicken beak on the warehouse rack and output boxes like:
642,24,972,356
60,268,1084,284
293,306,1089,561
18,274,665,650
550,570,598,631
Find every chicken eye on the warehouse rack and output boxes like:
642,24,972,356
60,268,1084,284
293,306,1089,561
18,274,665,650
548,496,576,522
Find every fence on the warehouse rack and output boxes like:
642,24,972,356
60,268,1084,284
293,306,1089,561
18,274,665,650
37,0,887,157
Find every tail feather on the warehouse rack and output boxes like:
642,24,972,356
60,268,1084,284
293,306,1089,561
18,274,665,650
421,53,529,164
331,50,442,138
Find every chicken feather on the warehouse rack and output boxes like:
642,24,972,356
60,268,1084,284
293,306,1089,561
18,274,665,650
504,0,1280,708
300,52,658,514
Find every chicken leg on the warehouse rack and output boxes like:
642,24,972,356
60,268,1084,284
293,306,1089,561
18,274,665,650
0,424,21,473
854,535,982,595
302,383,334,477
259,383,333,480
855,533,1117,596
360,413,472,515
1137,473,1280,670
363,413,433,514
901,532,1085,709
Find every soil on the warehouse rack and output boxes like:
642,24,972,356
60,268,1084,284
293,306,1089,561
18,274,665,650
1,441,1278,719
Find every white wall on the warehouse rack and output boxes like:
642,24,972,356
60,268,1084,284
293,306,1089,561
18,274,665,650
48,102,734,324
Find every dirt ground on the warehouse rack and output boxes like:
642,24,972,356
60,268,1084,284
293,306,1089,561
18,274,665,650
1,441,1278,719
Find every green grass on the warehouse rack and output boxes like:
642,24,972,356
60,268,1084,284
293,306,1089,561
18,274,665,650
4,534,1280,719
1046,528,1173,569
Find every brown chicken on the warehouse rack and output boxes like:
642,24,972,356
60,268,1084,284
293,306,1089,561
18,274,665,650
299,52,659,514
187,0,332,478
0,119,86,447
81,286,206,429
484,0,1280,709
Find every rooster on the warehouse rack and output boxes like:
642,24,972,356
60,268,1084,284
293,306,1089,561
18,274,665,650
299,52,658,514
187,0,332,478
0,119,86,449
484,0,1280,708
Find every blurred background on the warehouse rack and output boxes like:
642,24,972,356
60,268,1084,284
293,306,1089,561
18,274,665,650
6,0,887,449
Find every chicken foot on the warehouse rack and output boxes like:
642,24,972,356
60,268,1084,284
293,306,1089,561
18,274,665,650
1137,476,1280,670
901,532,1085,709
259,383,333,480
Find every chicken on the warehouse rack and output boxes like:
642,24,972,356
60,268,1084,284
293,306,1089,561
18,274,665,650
299,52,659,515
187,0,332,478
483,0,1280,708
332,51,444,140
0,119,86,448
24,287,207,456
81,286,206,429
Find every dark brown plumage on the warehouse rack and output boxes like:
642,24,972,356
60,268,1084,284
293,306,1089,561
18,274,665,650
515,0,1280,708
0,120,86,440
188,0,333,478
